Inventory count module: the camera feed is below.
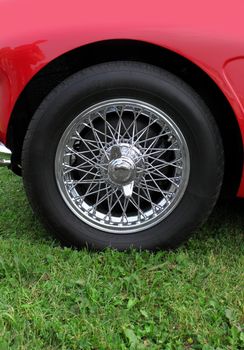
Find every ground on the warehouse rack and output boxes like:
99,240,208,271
0,168,243,350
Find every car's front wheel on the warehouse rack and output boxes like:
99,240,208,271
22,61,223,250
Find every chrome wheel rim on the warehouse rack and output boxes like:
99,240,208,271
55,99,190,234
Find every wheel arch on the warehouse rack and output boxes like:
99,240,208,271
6,39,243,196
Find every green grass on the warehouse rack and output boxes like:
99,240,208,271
0,168,243,350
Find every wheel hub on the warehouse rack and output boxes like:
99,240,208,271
108,157,135,185
101,143,145,196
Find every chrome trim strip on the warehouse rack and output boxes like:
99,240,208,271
0,142,11,167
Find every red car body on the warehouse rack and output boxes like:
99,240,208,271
0,0,244,194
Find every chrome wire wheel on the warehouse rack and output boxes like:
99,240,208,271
55,99,190,234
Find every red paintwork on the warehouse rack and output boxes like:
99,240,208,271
0,0,244,194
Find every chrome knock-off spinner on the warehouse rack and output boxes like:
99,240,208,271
100,143,145,196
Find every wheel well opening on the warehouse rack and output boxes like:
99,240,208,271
7,39,243,196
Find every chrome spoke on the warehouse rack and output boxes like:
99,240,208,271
89,185,113,212
88,119,110,160
83,185,107,198
63,164,98,177
147,153,182,165
143,174,171,202
97,111,119,145
133,117,157,144
128,195,147,220
66,168,100,191
148,167,180,187
120,107,143,142
121,197,130,223
131,108,142,143
136,131,171,146
114,105,125,141
105,187,114,222
83,121,113,143
139,182,171,194
140,141,179,154
137,185,141,221
80,138,106,150
143,177,170,205
75,139,101,163
140,182,157,213
113,191,128,216
146,159,183,171
65,146,106,170
136,188,163,211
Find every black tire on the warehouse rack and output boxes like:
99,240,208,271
22,61,224,250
